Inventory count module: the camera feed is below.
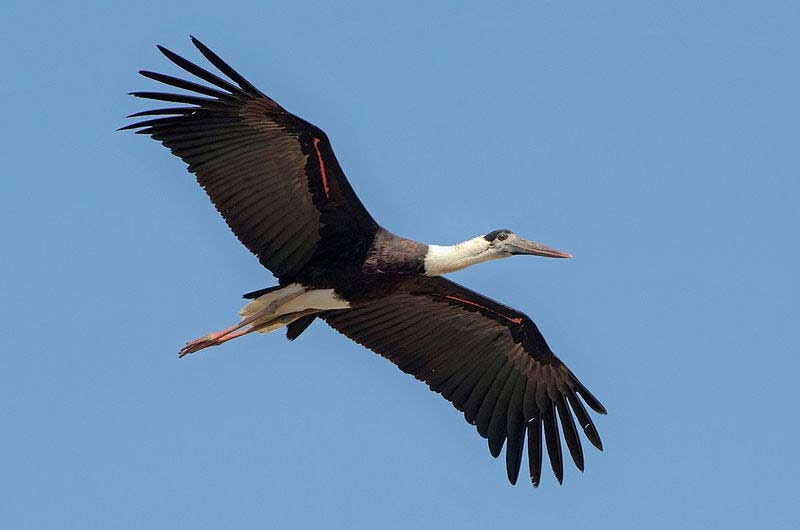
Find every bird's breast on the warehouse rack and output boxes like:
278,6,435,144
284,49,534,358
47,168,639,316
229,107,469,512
362,243,427,276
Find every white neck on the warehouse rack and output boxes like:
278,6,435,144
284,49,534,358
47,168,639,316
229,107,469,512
423,236,499,276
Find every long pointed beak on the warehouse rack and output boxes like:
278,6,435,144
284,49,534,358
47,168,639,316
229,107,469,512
509,238,573,259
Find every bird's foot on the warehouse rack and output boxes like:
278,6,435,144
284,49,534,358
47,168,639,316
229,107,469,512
179,334,219,357
179,326,254,358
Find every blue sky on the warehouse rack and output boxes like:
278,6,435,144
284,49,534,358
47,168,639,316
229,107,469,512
2,1,798,528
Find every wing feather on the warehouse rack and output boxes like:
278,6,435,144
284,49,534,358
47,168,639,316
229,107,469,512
322,276,606,487
124,37,377,280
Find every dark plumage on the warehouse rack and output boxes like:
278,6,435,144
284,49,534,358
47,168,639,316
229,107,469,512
322,276,605,485
484,229,513,242
124,37,607,488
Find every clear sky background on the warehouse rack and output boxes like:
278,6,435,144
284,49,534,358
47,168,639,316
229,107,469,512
2,1,798,529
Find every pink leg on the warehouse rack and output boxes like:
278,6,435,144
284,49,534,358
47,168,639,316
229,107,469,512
179,288,310,357
177,297,288,358
179,326,255,358
178,305,321,358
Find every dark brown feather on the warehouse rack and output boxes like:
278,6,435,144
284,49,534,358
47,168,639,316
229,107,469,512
322,276,605,487
527,413,543,486
124,37,378,281
286,315,317,341
504,376,528,485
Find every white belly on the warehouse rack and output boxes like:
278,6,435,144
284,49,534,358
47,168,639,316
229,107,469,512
239,283,350,322
279,287,351,314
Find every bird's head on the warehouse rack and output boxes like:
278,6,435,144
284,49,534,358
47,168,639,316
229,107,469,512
424,229,571,275
483,229,572,259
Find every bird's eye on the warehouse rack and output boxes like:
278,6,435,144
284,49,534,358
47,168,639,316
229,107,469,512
497,233,508,241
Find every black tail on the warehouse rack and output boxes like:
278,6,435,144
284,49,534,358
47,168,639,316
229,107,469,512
286,315,316,340
242,285,282,299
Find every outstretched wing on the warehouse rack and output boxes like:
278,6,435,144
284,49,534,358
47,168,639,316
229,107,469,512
123,37,378,280
322,276,606,487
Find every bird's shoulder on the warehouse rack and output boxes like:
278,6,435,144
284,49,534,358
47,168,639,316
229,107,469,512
361,228,428,276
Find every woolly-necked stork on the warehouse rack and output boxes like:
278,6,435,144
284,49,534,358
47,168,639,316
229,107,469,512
123,37,606,488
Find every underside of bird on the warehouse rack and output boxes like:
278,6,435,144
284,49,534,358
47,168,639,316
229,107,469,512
179,283,349,357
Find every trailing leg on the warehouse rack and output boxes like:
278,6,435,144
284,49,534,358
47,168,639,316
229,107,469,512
179,284,308,357
178,283,349,357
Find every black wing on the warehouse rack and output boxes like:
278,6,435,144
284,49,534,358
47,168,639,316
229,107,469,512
123,37,378,280
322,276,606,487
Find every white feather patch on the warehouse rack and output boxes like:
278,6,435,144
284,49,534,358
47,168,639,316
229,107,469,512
239,283,350,326
424,236,500,275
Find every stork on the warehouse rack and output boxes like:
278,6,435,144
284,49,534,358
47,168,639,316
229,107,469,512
123,37,606,488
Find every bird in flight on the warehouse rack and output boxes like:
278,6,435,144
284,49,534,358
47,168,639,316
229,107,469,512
123,37,606,488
